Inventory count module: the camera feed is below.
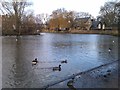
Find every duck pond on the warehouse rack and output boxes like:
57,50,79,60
2,33,118,88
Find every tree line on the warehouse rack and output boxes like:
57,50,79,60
0,0,119,35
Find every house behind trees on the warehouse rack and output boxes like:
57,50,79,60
90,19,106,30
74,17,92,30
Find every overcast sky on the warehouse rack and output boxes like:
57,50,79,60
31,0,112,18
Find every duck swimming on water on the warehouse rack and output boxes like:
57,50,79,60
67,76,75,89
108,48,112,53
61,60,67,63
53,65,61,71
32,58,38,65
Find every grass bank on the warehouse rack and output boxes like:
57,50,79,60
42,29,119,36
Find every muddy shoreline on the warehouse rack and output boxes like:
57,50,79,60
46,60,119,88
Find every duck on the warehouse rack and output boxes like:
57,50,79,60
106,70,111,76
108,48,112,52
67,77,75,86
103,72,111,78
53,65,61,71
103,74,107,78
61,60,67,63
32,58,38,65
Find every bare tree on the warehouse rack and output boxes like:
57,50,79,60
35,14,43,24
99,0,119,27
74,12,92,18
0,0,32,35
49,8,75,30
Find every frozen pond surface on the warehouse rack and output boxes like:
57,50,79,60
2,33,118,88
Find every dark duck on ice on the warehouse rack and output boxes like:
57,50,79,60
32,58,38,65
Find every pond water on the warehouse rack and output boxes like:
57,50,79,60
2,33,118,88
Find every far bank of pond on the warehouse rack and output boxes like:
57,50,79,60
2,29,119,36
42,29,119,36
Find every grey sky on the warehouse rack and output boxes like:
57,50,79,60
32,0,112,18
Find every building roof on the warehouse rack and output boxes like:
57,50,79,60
91,20,100,28
75,17,90,23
